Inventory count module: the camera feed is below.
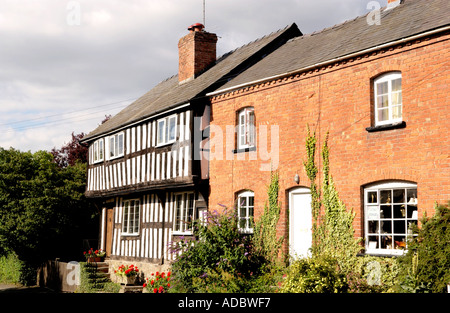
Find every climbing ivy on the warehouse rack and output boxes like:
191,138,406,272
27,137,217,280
303,126,322,255
253,171,284,265
304,128,362,271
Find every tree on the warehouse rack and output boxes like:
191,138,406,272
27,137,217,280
0,148,97,284
51,132,88,168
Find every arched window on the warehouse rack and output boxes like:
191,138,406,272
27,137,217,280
236,190,254,234
237,107,255,149
374,72,402,126
364,181,418,255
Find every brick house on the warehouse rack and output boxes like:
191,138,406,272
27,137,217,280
207,0,449,258
80,22,301,273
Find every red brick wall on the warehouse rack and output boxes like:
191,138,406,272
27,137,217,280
209,32,450,252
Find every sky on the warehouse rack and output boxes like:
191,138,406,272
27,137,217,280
0,0,388,153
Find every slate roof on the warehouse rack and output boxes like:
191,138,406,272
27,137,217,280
214,0,450,93
82,23,301,142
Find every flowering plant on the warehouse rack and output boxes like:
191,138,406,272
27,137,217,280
143,271,171,293
83,248,106,259
114,264,139,277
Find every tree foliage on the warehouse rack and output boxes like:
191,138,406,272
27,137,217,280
51,132,88,168
0,148,97,283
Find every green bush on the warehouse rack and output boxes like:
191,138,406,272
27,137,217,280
396,202,450,293
169,208,266,293
280,256,347,293
0,252,23,285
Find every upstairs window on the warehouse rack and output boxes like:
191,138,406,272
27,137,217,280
93,139,104,163
122,199,140,235
173,192,195,234
237,107,255,150
109,132,124,159
374,72,402,126
364,181,418,256
157,114,177,146
236,191,254,234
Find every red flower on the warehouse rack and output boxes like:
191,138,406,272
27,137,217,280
153,288,158,293
151,280,154,285
168,271,171,277
158,286,163,293
143,283,147,288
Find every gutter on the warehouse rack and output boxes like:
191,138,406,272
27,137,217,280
207,25,450,97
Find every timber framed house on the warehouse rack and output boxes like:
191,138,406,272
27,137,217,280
80,23,301,269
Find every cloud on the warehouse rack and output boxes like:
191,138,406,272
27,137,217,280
0,0,378,152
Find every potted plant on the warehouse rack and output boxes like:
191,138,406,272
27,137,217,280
143,271,171,293
83,248,106,262
114,264,139,285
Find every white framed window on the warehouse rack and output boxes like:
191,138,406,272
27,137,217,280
109,132,124,159
237,190,254,234
237,107,255,149
157,114,177,146
374,72,402,126
93,139,104,163
122,199,140,235
364,181,418,256
173,192,195,234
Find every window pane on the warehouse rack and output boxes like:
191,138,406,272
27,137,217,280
377,108,389,122
376,81,388,95
99,140,103,160
118,134,124,155
393,205,406,218
393,189,405,203
394,220,406,234
115,135,119,157
158,120,165,144
377,95,389,108
110,137,115,157
368,191,377,204
134,201,140,233
169,117,176,141
248,111,255,146
368,221,379,234
392,105,402,120
123,202,129,233
94,142,98,161
381,220,392,233
391,78,402,92
381,235,393,249
391,91,402,106
380,190,391,204
380,205,391,218
175,195,182,232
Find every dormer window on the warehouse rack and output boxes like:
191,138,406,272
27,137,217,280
109,132,124,159
157,114,177,146
93,139,104,163
374,72,402,126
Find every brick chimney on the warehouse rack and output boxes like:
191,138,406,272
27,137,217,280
178,23,218,84
387,0,402,9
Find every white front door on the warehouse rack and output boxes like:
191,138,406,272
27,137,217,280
289,188,312,259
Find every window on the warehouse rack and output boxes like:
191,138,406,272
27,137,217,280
157,115,177,146
236,191,254,234
93,139,104,163
374,72,402,126
364,181,418,255
173,192,195,234
122,199,140,235
109,132,124,159
237,107,255,149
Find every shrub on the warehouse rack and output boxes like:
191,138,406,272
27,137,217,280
280,256,347,293
396,202,450,293
169,208,265,293
0,252,23,285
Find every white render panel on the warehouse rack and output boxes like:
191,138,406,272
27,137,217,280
131,127,136,154
126,159,131,185
161,152,166,180
184,146,189,177
132,157,136,185
137,125,141,152
142,124,147,150
126,128,130,155
156,153,160,180
152,121,156,147
179,112,184,143
185,110,190,141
